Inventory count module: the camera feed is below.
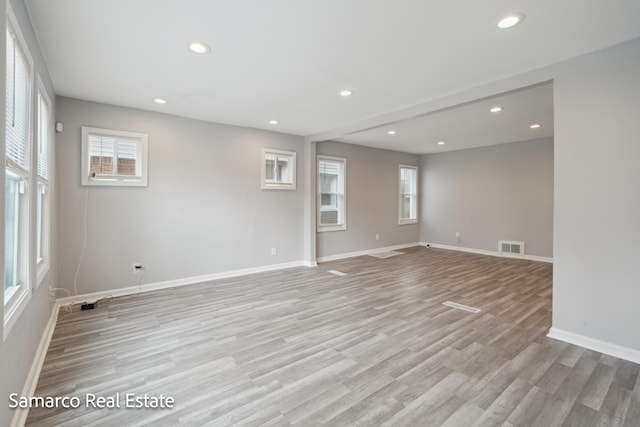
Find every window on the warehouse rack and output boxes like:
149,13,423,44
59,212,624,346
81,127,148,186
318,156,346,231
261,148,296,190
399,165,418,224
36,84,51,282
4,11,33,326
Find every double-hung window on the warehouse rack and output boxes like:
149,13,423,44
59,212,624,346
318,156,346,231
36,83,51,282
4,14,33,323
399,165,418,224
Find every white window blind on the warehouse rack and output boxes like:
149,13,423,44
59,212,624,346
37,91,50,179
5,26,32,171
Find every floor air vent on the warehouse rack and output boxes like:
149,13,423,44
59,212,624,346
499,240,525,257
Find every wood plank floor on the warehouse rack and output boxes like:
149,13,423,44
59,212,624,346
27,247,640,426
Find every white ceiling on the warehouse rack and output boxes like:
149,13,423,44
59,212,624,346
337,83,554,154
25,0,640,148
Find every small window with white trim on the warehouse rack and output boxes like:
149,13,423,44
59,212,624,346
399,165,418,224
81,127,148,186
318,156,346,231
261,148,296,190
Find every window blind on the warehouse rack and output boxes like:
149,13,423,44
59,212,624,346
37,92,50,179
5,27,32,171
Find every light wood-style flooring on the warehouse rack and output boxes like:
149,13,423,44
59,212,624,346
27,247,640,426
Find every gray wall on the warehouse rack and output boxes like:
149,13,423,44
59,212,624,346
0,0,57,426
420,138,554,258
316,141,420,258
553,39,640,351
55,97,306,295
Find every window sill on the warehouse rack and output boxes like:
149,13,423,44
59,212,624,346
398,219,418,225
318,224,347,232
261,183,296,191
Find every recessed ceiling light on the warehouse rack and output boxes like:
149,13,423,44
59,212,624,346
498,13,525,29
188,41,211,54
490,106,503,113
269,120,279,125
154,98,167,104
437,141,445,145
530,123,541,129
339,89,353,97
388,130,396,135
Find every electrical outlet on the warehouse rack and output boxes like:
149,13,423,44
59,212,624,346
375,234,380,241
133,263,142,273
456,231,462,243
271,248,277,256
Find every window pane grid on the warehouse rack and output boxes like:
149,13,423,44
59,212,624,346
88,135,141,178
262,149,296,189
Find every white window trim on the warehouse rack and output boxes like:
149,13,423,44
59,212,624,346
4,2,34,339
317,155,347,232
81,126,149,187
398,164,418,225
35,75,52,287
261,148,297,190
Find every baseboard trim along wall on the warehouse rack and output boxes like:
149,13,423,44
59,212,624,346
11,302,60,427
316,242,421,263
422,242,553,263
548,327,640,365
56,260,311,307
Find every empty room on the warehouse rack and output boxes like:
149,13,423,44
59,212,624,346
1,1,640,426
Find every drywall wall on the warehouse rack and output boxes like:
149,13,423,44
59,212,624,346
316,141,420,258
55,97,306,295
552,38,640,353
420,138,554,258
0,0,57,426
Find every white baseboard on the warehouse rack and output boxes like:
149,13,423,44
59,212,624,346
317,242,420,263
421,242,553,263
56,260,309,306
547,327,640,365
302,261,318,267
11,302,60,427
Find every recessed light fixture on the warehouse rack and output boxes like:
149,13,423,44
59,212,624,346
154,98,167,104
188,41,211,54
388,130,396,135
339,89,353,97
530,123,541,129
437,141,445,145
490,106,503,113
498,13,525,29
269,120,279,125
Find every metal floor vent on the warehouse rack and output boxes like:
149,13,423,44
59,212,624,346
442,301,481,313
328,270,347,277
498,240,525,257
368,251,404,259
